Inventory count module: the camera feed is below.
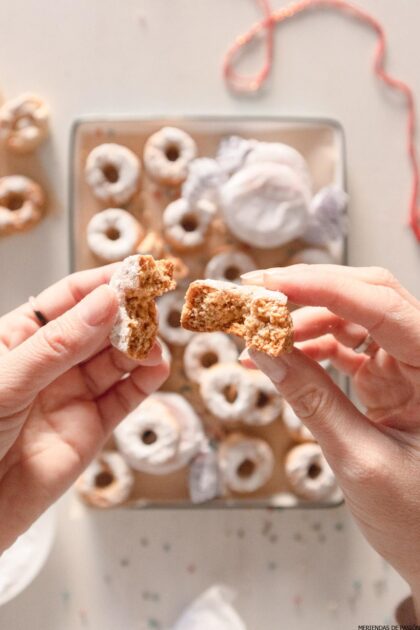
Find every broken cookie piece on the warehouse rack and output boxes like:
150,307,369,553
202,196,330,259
110,255,176,359
181,279,293,357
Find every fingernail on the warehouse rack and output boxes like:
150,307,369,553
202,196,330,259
240,270,264,284
248,349,287,384
78,285,117,326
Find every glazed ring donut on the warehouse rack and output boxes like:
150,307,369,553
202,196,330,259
0,93,49,153
76,451,134,508
220,162,309,248
87,208,144,262
245,371,283,426
114,393,204,474
85,143,141,205
282,401,315,443
143,126,197,186
199,363,258,421
163,197,215,250
285,442,336,501
0,175,45,236
183,332,239,384
158,291,194,346
204,250,256,284
219,433,274,494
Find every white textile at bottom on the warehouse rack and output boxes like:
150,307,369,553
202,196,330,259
171,585,246,630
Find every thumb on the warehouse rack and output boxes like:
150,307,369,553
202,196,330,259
0,284,118,412
246,348,381,467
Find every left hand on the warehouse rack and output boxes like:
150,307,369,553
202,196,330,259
0,265,169,551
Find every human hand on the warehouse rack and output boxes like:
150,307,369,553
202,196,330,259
0,265,169,551
241,265,420,612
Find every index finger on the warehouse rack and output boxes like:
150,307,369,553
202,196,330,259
243,265,420,367
0,263,120,349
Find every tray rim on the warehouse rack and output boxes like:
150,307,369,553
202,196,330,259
69,114,347,511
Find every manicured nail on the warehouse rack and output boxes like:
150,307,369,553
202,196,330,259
78,285,117,326
248,349,287,384
240,270,264,284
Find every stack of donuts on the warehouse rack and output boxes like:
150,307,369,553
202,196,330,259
76,123,345,508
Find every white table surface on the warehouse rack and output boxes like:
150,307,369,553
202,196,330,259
0,0,418,628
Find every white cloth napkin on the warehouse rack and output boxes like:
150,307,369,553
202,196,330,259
171,585,246,630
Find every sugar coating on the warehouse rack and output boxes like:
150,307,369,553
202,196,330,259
0,175,45,235
76,451,134,508
0,93,49,153
85,143,140,206
285,443,336,501
110,255,176,359
219,432,275,494
114,392,205,475
181,280,293,358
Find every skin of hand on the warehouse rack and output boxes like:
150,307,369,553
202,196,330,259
241,264,420,617
0,264,169,552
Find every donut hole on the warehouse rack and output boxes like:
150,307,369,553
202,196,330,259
201,351,218,369
308,463,322,479
181,213,198,232
14,115,32,130
256,391,270,408
167,309,181,328
105,226,121,241
5,193,25,211
95,470,114,488
224,265,240,282
102,163,119,183
165,144,180,162
237,458,256,479
141,429,157,445
223,384,238,404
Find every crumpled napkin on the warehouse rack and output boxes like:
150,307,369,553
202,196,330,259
171,585,246,630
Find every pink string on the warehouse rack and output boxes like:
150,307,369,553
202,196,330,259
223,0,420,241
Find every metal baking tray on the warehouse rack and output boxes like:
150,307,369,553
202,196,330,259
70,116,346,510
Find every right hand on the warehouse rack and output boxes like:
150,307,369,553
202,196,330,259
241,264,420,611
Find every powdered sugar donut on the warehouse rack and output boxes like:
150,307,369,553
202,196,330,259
110,255,175,360
87,208,144,262
204,250,256,284
287,247,336,265
220,162,309,248
245,370,283,426
143,126,197,186
158,291,194,345
183,332,239,383
219,433,274,494
76,451,134,508
0,93,49,153
114,393,204,474
200,363,257,421
85,143,140,205
282,401,315,443
163,197,215,250
0,175,45,236
285,442,336,500
245,141,312,198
